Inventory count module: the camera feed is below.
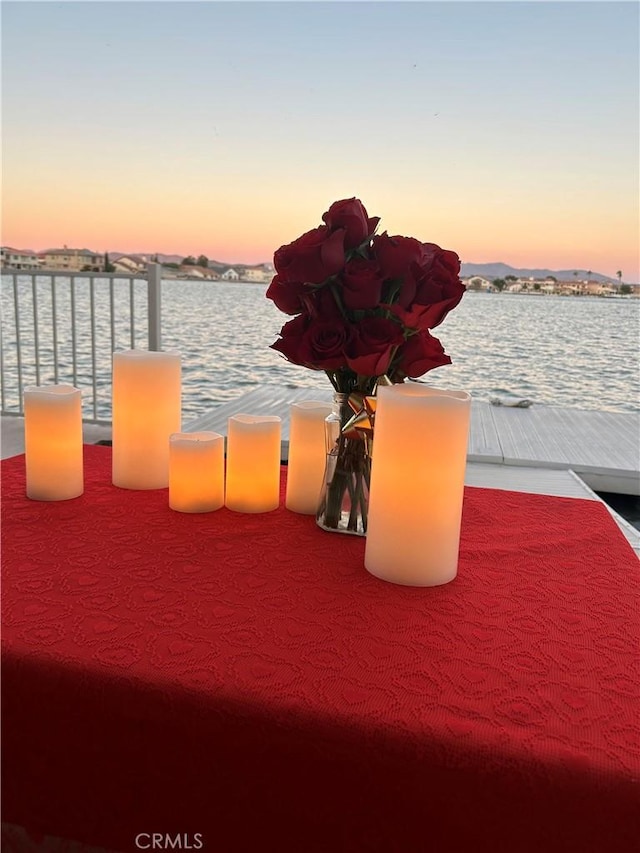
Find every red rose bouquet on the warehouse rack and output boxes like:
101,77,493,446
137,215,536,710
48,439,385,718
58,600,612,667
267,197,465,533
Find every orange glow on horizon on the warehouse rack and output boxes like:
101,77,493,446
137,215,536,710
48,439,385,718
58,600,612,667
2,187,638,279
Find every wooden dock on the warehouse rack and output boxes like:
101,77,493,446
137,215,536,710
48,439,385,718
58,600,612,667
185,385,640,496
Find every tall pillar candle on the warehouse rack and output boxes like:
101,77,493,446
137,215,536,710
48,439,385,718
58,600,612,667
24,384,83,501
112,350,181,489
285,400,333,514
169,432,225,513
365,384,471,587
225,414,281,512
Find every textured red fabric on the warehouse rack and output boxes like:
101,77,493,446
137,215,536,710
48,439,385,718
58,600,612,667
2,445,639,853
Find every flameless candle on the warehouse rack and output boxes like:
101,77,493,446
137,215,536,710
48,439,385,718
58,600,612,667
112,350,181,490
285,400,334,514
225,414,281,513
365,384,471,587
169,432,225,513
24,384,83,501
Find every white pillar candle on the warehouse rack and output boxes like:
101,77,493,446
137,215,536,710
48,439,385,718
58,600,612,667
112,350,181,490
285,400,333,515
24,384,83,501
169,432,225,513
365,384,471,587
225,414,281,513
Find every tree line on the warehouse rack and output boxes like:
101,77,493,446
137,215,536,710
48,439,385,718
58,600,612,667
181,255,210,268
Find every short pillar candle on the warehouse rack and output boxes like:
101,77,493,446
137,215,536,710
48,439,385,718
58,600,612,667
112,349,182,490
24,384,84,501
285,400,333,515
169,432,225,513
365,384,471,587
225,414,281,513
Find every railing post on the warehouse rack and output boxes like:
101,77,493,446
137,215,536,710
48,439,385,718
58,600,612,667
147,263,162,351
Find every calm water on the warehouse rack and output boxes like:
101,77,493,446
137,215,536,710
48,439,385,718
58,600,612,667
1,277,639,421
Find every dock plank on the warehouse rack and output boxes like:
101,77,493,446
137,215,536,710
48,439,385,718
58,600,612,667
184,385,639,495
467,402,503,463
184,386,333,442
185,385,503,462
490,405,640,494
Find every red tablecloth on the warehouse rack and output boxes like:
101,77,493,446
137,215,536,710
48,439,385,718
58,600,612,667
2,445,639,853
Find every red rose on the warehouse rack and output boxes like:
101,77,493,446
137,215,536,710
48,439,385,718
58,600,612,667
393,331,451,379
322,197,380,250
372,232,423,277
266,274,309,315
345,317,404,377
271,313,350,371
270,314,309,366
386,243,465,330
305,285,343,321
305,318,352,370
274,225,346,285
372,233,423,305
341,257,384,310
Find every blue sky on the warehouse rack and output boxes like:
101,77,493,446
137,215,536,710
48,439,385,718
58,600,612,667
2,1,639,279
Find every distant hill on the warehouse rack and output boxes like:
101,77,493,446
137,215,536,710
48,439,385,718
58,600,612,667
460,262,618,284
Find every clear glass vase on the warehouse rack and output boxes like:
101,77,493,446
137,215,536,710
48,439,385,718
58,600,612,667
315,392,371,536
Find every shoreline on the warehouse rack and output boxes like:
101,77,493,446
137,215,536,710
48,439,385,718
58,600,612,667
2,267,639,295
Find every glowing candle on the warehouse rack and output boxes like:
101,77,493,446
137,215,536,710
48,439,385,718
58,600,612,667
169,432,225,513
285,400,333,514
225,414,281,513
24,384,83,501
365,384,471,587
112,350,181,489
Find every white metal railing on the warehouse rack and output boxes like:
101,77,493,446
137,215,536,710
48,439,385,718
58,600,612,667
0,263,163,421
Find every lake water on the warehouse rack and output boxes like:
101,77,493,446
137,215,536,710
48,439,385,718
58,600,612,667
1,277,639,421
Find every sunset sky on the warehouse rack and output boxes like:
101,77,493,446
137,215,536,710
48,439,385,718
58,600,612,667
2,0,639,280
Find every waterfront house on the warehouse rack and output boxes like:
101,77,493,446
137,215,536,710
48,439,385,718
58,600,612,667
41,246,103,271
179,265,220,280
463,276,493,291
113,254,147,274
221,268,240,281
515,282,548,292
553,279,614,296
0,247,41,270
243,266,272,283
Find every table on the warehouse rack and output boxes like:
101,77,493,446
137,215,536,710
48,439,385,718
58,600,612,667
2,446,639,853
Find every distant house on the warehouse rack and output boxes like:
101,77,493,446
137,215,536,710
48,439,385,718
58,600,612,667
180,265,220,280
41,246,103,271
464,276,493,291
221,268,240,281
581,280,617,296
113,254,147,274
517,277,548,291
243,267,271,283
555,279,586,295
0,247,41,270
